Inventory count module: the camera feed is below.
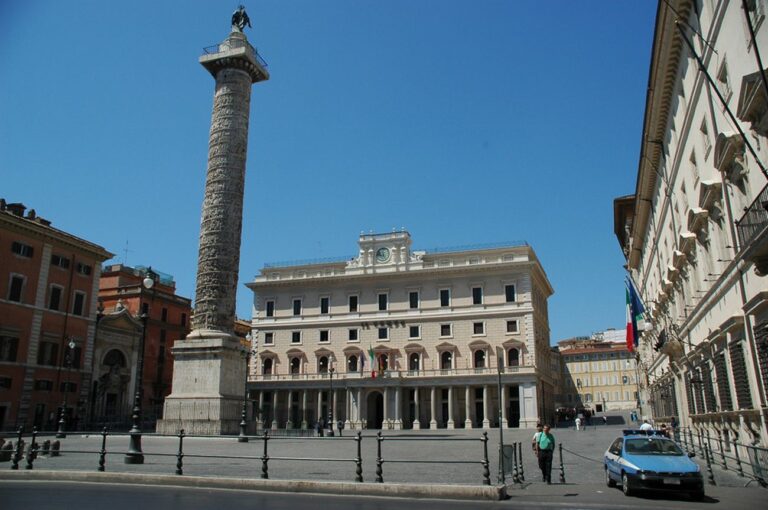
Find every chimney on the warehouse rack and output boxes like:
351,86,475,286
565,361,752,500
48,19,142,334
6,203,26,217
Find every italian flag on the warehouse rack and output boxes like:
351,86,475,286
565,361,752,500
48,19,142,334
368,346,376,378
625,287,641,352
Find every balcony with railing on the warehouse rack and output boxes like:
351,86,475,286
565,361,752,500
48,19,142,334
735,182,768,275
255,365,535,383
202,38,269,70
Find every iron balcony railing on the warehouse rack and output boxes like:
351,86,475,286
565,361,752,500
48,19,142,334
202,38,268,70
256,365,534,382
735,182,768,249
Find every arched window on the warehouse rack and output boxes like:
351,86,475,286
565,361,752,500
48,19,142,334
319,356,328,373
474,349,486,368
348,355,358,372
508,348,520,367
379,354,388,371
441,351,452,369
290,357,301,374
263,358,273,375
409,352,420,371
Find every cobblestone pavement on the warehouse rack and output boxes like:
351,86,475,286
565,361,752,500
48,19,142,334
2,421,765,498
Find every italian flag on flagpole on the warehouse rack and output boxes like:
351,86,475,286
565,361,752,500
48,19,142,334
625,288,635,352
368,346,376,378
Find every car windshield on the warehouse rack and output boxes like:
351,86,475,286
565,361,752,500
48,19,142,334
624,438,684,456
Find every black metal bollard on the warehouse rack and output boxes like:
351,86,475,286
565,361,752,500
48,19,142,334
354,432,363,483
704,442,716,486
512,441,520,484
518,441,525,481
481,432,490,486
717,434,727,470
25,427,38,470
98,427,108,472
11,426,24,470
176,429,185,476
705,432,715,469
260,431,269,479
51,440,60,457
41,440,51,456
558,443,566,484
733,440,744,477
688,428,695,456
697,430,704,457
375,431,384,483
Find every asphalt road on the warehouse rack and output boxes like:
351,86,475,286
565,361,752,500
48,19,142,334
0,481,764,510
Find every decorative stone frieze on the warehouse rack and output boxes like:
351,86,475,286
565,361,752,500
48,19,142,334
678,231,696,254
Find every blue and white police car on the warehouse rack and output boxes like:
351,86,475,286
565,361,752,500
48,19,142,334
603,430,704,499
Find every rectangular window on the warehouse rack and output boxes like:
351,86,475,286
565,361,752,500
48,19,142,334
473,322,485,335
0,336,19,362
506,320,518,333
263,332,274,345
181,313,187,327
33,380,53,391
161,307,168,322
72,291,86,316
378,327,388,340
320,297,330,314
265,300,275,317
48,286,62,311
69,346,82,369
0,377,11,389
319,330,329,343
409,325,420,339
76,262,92,276
409,291,419,309
440,289,450,307
505,285,516,302
440,324,452,337
348,329,358,342
11,241,34,258
8,275,24,302
293,299,302,316
50,254,70,269
348,295,358,312
472,287,483,305
59,382,77,393
378,293,388,311
291,331,301,344
37,341,58,366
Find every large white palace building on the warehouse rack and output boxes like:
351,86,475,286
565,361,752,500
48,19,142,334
246,231,555,430
614,0,768,447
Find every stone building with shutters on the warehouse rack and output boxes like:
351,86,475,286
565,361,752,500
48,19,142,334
614,0,768,448
246,231,555,430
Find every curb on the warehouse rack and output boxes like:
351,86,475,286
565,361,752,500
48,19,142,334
0,470,507,501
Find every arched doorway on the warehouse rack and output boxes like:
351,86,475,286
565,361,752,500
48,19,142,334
366,391,384,429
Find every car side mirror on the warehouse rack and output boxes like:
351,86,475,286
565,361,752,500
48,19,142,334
688,452,695,458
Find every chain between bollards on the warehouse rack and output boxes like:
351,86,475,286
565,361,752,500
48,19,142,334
375,431,384,483
354,431,363,483
512,441,520,483
261,431,270,479
176,429,185,475
11,426,23,470
703,442,716,486
558,443,566,483
98,427,108,472
481,431,490,486
25,427,38,470
518,441,525,481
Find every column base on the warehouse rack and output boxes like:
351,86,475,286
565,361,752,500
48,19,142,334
344,420,351,430
301,421,308,430
430,420,438,430
447,420,455,430
394,419,402,430
482,419,490,429
271,421,278,431
412,420,420,430
465,419,473,429
286,421,293,429
501,418,508,428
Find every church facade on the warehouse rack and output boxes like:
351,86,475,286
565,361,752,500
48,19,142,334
246,231,555,430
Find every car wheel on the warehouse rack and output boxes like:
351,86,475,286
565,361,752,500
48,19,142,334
605,468,616,488
621,472,634,497
690,490,705,501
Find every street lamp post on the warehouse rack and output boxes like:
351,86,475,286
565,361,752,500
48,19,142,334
327,356,335,437
56,339,77,438
125,267,156,464
239,337,254,443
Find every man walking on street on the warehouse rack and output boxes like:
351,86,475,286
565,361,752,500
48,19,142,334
536,424,555,484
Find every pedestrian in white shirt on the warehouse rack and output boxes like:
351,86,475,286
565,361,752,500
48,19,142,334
639,419,653,431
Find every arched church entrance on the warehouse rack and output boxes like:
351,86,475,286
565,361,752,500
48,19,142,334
366,391,384,429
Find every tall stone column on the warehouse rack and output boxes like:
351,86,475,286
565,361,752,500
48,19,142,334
271,391,279,430
447,386,455,429
301,390,308,429
430,387,437,430
383,387,390,429
394,387,402,430
483,385,491,428
286,391,294,429
157,16,269,436
257,391,264,429
501,385,508,428
412,388,421,430
464,386,473,429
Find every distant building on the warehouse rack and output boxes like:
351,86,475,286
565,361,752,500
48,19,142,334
97,264,192,424
0,199,112,431
247,231,555,430
614,0,768,448
557,330,638,412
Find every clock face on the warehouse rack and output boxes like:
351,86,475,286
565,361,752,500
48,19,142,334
376,247,391,263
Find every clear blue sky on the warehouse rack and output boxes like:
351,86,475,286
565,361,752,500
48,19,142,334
0,1,655,343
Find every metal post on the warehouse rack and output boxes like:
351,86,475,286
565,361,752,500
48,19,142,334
375,431,383,483
697,429,704,457
57,340,76,438
496,358,505,485
239,351,250,443
354,431,363,482
98,427,107,472
125,310,148,464
704,442,716,485
558,443,566,484
706,431,715,468
176,429,185,475
24,427,38,470
717,434,727,470
518,441,525,481
261,431,270,479
481,431,491,486
512,441,520,483
754,446,767,487
11,426,23,470
328,367,335,437
734,439,744,477
688,428,695,455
